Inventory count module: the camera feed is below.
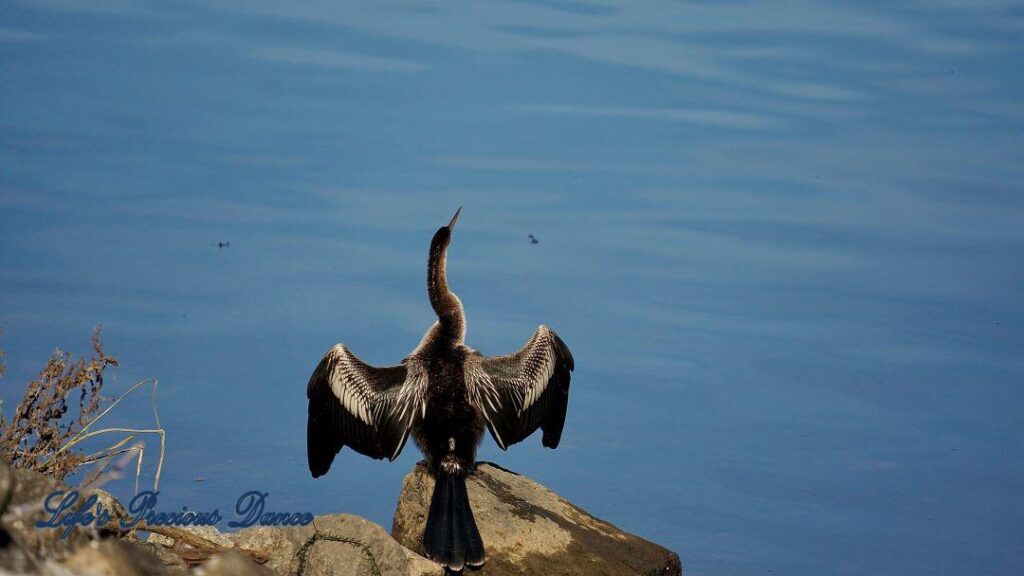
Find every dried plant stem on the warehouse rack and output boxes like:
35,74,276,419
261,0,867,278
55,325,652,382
130,523,271,566
47,379,166,492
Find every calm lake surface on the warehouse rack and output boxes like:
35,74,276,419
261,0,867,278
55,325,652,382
2,3,1022,575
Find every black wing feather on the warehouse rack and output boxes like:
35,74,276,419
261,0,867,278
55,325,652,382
467,326,574,450
306,345,422,477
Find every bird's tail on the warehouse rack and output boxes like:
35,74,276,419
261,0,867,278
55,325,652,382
423,470,485,572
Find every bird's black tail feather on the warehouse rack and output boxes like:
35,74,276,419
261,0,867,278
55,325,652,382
423,471,485,572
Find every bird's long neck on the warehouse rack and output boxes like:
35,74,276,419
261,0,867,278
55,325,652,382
428,236,465,342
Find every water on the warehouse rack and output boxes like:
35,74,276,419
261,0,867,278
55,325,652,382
2,2,1023,575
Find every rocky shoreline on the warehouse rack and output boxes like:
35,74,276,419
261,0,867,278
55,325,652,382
0,460,681,576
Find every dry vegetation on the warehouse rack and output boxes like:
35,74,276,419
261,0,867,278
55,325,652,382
0,327,165,490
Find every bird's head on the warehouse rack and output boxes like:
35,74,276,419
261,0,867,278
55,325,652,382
430,206,461,252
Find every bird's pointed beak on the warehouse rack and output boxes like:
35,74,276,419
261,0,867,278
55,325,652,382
448,207,462,231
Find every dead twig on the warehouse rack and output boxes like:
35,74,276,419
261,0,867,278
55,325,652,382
134,523,272,567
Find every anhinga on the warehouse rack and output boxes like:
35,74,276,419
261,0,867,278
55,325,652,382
306,208,574,572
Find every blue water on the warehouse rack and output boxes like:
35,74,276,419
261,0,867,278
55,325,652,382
2,3,1023,575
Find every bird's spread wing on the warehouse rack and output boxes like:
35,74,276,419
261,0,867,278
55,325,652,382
465,325,574,450
306,344,427,477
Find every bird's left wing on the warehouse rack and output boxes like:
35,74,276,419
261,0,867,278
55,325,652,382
465,325,574,450
306,344,427,477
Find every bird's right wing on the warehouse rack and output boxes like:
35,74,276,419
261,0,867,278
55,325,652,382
465,325,574,450
306,344,427,477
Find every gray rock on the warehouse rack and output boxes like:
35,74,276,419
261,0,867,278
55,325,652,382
0,458,14,516
90,490,127,533
1,459,90,571
392,462,682,576
1,460,34,574
143,524,257,572
0,460,178,576
227,513,442,576
129,540,189,574
132,512,444,576
146,525,234,549
1,458,683,576
194,550,274,576
61,539,167,576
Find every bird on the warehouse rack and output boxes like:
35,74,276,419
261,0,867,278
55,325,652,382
306,207,574,572
528,234,539,244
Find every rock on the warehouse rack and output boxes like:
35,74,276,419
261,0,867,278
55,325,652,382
0,459,180,576
0,458,14,516
0,459,320,576
195,550,275,576
112,513,444,576
1,460,38,574
1,457,683,576
392,462,682,576
1,458,90,571
91,489,129,533
144,523,250,570
62,539,168,576
147,524,234,549
136,512,445,576
228,513,442,576
130,540,189,573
